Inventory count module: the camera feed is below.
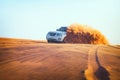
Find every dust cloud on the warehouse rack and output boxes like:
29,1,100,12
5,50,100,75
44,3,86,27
64,24,109,44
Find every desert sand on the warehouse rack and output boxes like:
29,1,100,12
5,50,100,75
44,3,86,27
0,38,120,80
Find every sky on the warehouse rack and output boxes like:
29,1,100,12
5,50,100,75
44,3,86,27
0,0,120,44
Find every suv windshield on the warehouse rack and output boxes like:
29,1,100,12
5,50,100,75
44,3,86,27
49,32,56,36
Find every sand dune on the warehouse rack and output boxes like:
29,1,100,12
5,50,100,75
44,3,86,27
0,38,120,80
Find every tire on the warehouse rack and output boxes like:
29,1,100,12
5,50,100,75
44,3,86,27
63,38,66,43
47,40,51,43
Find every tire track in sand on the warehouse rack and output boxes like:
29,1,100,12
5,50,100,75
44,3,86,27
85,46,110,80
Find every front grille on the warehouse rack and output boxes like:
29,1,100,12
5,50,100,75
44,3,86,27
48,38,57,41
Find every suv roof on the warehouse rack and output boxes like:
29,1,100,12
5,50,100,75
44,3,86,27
48,31,66,34
56,26,67,32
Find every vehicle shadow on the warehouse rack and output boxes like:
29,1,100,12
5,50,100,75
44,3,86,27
95,66,110,80
95,49,110,80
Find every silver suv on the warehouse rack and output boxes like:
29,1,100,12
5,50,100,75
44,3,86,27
46,27,67,43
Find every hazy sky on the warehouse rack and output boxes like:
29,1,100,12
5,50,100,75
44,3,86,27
0,0,120,44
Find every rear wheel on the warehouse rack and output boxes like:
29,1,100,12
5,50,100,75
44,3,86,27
63,38,66,43
47,40,51,43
